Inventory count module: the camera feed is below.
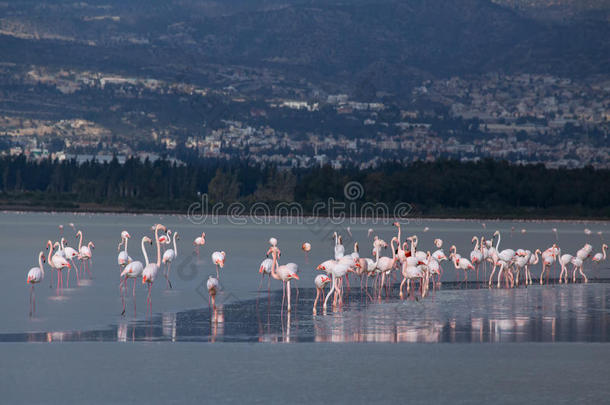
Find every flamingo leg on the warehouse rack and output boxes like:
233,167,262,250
120,278,126,316
313,288,320,314
287,280,291,312
580,265,588,283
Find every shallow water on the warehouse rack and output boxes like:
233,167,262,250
0,212,608,343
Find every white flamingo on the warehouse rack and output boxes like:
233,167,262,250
26,251,46,316
212,251,226,279
313,274,331,314
142,224,165,317
162,230,179,289
119,236,148,316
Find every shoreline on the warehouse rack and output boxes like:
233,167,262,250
0,204,608,222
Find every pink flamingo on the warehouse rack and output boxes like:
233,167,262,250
194,232,206,255
267,238,299,312
313,274,331,315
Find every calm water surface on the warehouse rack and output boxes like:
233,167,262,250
1,212,608,343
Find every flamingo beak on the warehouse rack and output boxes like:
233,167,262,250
259,267,263,274
292,274,300,280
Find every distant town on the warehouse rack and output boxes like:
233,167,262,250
1,65,608,169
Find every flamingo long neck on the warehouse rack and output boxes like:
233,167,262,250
141,238,150,265
155,227,162,266
396,225,401,245
61,238,66,250
473,237,479,251
270,249,280,280
173,232,178,255
124,237,128,254
603,245,607,260
532,251,540,264
47,242,54,266
495,233,501,252
390,238,397,264
38,253,45,276
77,232,83,251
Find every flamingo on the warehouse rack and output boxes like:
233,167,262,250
212,251,226,279
488,231,515,288
267,238,299,312
470,236,483,281
450,245,475,283
592,244,608,277
513,250,529,286
558,251,573,284
399,254,426,299
539,245,558,285
78,241,95,278
334,233,345,260
194,232,206,255
162,230,179,289
302,242,311,263
525,249,540,285
61,237,79,287
142,224,165,317
313,274,331,314
207,275,219,310
258,257,273,292
118,231,132,269
592,244,608,263
571,256,588,283
49,240,70,293
26,251,46,316
119,236,148,316
323,260,350,310
375,237,398,297
76,230,94,278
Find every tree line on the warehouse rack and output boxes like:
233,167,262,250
0,155,608,218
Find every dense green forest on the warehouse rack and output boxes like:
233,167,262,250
0,155,607,218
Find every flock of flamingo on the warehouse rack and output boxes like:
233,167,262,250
263,222,607,315
25,221,608,318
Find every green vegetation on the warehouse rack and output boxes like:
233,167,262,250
0,155,607,218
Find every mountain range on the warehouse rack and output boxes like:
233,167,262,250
0,0,608,94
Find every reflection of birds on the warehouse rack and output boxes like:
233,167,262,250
26,251,46,316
